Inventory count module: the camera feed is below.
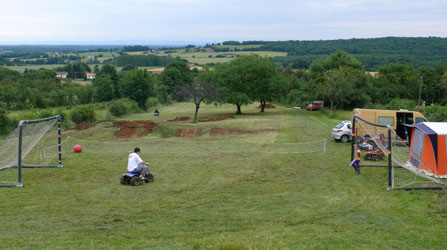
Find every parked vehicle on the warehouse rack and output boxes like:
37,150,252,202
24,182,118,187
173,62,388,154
331,120,352,143
353,108,427,140
306,103,321,111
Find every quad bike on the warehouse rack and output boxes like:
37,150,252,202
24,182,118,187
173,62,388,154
120,170,154,186
363,148,385,162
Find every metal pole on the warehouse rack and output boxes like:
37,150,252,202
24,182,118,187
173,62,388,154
387,127,393,190
417,75,423,111
17,123,24,187
57,116,63,168
351,116,356,163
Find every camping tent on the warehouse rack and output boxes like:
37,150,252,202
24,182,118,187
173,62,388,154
407,122,447,178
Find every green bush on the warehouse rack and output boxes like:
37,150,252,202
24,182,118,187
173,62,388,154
70,106,96,124
386,98,417,110
38,110,55,119
423,105,447,122
154,124,177,138
55,109,74,129
0,109,14,135
286,89,311,108
108,99,140,117
145,97,160,109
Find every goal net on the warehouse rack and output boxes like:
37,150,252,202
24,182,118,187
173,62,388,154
352,115,446,190
0,116,63,187
63,137,327,155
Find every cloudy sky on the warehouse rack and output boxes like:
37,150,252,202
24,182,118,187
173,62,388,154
1,0,447,44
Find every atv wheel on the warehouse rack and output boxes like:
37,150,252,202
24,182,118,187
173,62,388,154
120,176,127,185
129,176,142,186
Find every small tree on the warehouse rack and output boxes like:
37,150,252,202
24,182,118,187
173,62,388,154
177,81,217,122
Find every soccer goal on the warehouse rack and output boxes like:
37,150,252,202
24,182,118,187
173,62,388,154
351,115,446,190
0,115,63,188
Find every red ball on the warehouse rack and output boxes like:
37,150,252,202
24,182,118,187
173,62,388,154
74,144,82,153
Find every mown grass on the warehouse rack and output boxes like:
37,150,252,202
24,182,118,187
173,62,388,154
1,103,446,249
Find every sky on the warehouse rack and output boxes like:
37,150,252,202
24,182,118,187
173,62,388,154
1,0,447,45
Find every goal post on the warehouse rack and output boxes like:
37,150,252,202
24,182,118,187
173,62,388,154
351,115,444,191
0,115,63,188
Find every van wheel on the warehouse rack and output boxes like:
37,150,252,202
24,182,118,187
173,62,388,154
341,135,349,143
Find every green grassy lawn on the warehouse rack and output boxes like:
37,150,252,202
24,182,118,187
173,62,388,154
1,103,446,249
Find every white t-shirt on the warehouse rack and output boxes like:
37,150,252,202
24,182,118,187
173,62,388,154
127,152,143,172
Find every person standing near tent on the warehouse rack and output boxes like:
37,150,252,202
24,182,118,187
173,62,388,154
351,145,361,174
128,147,149,179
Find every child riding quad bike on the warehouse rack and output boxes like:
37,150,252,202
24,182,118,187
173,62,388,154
120,168,154,186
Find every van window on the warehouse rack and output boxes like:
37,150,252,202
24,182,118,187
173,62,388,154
378,116,395,126
416,117,426,123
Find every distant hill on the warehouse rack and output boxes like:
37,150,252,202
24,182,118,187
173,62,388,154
261,37,447,70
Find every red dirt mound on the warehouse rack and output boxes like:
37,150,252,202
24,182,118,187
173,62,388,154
75,123,96,130
168,116,191,122
177,128,203,138
113,120,157,138
198,115,235,122
258,103,276,109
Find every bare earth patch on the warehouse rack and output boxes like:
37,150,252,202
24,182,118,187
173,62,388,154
168,116,191,122
75,123,96,130
176,128,203,138
113,120,157,138
257,103,276,109
198,115,235,122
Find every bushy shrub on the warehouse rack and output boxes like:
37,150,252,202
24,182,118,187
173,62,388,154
55,109,74,129
386,98,417,110
286,89,311,108
0,109,13,135
423,105,447,122
38,110,55,119
154,124,177,138
145,97,160,109
70,106,96,124
108,99,140,117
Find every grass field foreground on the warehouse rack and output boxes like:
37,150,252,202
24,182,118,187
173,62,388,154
1,103,447,249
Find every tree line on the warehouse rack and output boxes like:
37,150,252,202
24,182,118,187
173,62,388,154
1,50,447,131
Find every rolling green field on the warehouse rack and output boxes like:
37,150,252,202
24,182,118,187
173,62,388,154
163,51,287,65
1,103,447,249
3,64,67,73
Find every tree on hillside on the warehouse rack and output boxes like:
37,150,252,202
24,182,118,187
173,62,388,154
376,63,419,101
309,50,363,79
97,64,120,98
93,75,115,102
177,80,218,122
318,68,354,115
239,55,279,112
310,51,370,114
160,60,194,100
213,58,252,114
119,69,154,109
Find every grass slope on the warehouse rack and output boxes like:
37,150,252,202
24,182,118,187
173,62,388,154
1,103,446,249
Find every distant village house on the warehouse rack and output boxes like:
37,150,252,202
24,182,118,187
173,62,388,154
56,72,68,79
86,72,96,79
